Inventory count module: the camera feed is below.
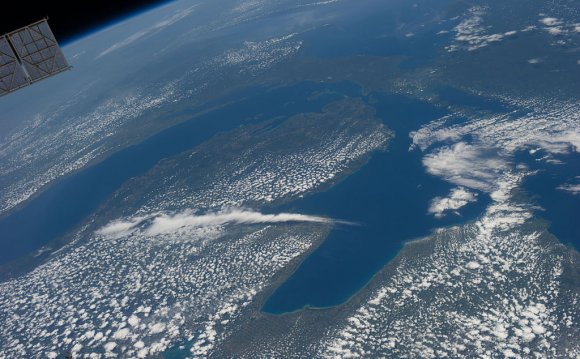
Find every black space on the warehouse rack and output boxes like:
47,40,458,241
1,0,167,44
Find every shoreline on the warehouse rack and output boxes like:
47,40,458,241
217,207,580,357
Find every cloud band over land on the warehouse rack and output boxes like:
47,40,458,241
97,208,351,238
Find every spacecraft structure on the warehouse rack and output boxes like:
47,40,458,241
0,19,71,97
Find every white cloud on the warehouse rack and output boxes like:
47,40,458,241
557,183,580,195
296,0,341,7
98,30,149,58
96,215,153,238
212,33,302,73
422,142,508,192
149,323,166,335
145,208,339,236
466,261,480,269
536,131,580,154
412,96,579,229
444,11,577,52
128,315,140,327
522,25,536,32
98,5,197,58
428,187,478,218
539,17,560,26
232,0,265,14
410,97,580,159
546,27,563,35
445,6,518,52
97,208,348,238
113,327,131,340
536,16,580,43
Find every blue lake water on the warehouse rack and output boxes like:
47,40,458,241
0,81,358,267
519,150,580,249
262,93,491,313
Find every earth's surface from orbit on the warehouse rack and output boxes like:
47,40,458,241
0,0,579,357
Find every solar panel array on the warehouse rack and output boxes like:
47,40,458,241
0,19,71,97
0,36,29,96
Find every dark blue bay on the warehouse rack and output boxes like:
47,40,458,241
0,82,358,266
263,94,491,313
518,150,580,249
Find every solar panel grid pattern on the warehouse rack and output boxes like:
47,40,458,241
0,36,29,96
8,20,70,83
